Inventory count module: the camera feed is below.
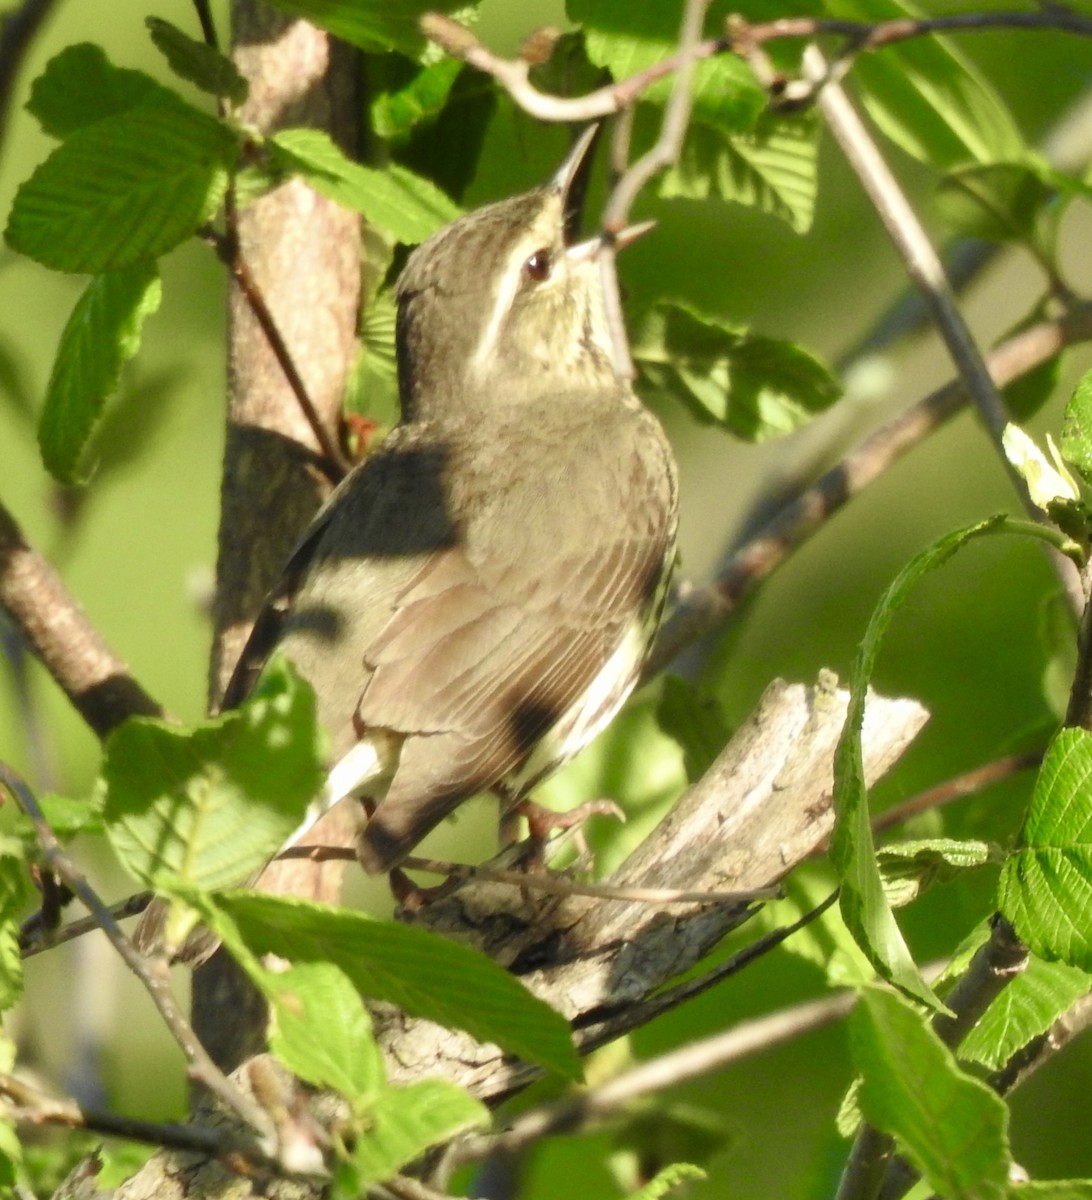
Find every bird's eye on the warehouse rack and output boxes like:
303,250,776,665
524,249,552,283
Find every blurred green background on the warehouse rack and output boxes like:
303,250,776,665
2,1,1092,1195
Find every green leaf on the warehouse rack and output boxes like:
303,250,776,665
851,987,1010,1198
960,954,1092,1072
372,57,463,139
0,1034,19,1183
877,838,994,908
6,94,238,273
655,676,731,783
259,0,472,57
833,516,1010,1009
269,128,459,243
146,18,248,105
349,1078,488,1187
217,891,582,1080
1061,369,1092,486
937,162,1056,247
1009,1184,1092,1198
632,302,841,440
0,849,29,1011
350,287,400,427
627,1163,707,1200
265,962,385,1108
1000,727,1092,970
827,0,1025,169
14,792,104,847
102,661,324,893
37,263,162,485
662,113,819,234
26,43,166,138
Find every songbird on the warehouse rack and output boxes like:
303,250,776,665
226,128,679,875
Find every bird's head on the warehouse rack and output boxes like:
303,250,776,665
395,128,648,422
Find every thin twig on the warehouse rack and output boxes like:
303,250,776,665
647,302,1092,676
203,218,346,479
0,763,278,1150
192,0,219,49
452,982,856,1166
0,1071,236,1157
869,752,1042,838
574,890,840,1046
419,9,1092,126
277,845,778,905
804,49,1022,485
20,890,153,958
0,0,58,153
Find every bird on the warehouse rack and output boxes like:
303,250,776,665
224,127,679,877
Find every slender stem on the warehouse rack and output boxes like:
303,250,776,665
203,218,346,479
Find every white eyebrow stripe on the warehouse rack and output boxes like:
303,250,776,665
471,244,526,371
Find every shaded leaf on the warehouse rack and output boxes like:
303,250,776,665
633,301,841,440
218,891,582,1080
6,94,238,272
37,263,162,484
372,57,463,139
146,17,248,105
851,987,1010,1198
27,43,166,138
827,0,1024,168
270,128,459,243
877,838,994,908
1061,369,1092,486
259,0,471,57
655,676,731,783
662,113,819,234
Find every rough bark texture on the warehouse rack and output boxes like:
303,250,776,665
194,3,362,1072
104,676,929,1199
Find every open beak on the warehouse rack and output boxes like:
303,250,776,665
565,219,657,265
552,125,601,246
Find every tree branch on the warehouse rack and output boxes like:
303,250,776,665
0,500,162,738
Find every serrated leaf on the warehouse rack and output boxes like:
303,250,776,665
1061,370,1092,486
661,113,819,234
827,0,1025,169
6,94,238,273
961,955,1092,1072
851,987,1010,1198
37,263,161,484
217,891,582,1080
833,516,1011,1010
102,662,324,892
146,17,248,105
350,1078,488,1187
26,43,167,138
633,302,840,440
269,128,459,243
349,287,399,427
0,850,28,1011
265,961,384,1108
655,676,731,782
259,0,471,56
15,792,104,846
1000,727,1092,970
877,838,993,907
628,1163,707,1200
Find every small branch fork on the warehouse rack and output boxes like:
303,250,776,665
421,8,1092,126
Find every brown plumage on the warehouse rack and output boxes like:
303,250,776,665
226,130,678,873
